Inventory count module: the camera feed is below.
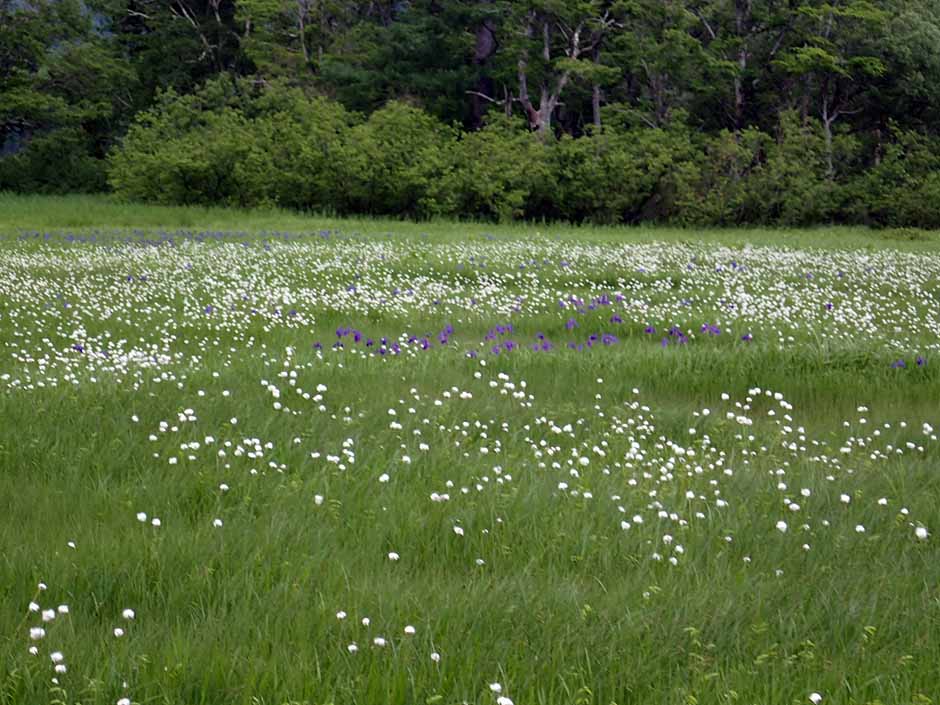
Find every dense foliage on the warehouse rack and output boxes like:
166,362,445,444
4,0,940,225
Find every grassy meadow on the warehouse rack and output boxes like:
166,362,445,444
2,195,940,705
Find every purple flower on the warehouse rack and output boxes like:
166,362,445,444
565,318,579,331
891,359,906,369
741,333,753,342
644,326,656,335
610,314,623,324
916,356,926,367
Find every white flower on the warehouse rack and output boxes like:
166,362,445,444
114,628,125,637
151,518,161,527
497,697,514,705
28,601,39,612
122,608,136,620
28,646,39,655
336,611,347,620
373,637,387,647
916,526,929,540
809,693,823,704
29,627,45,640
212,518,223,528
489,683,502,693
50,651,64,663
430,651,441,662
136,512,147,522
840,493,851,504
404,625,416,635
855,524,866,533
453,526,465,536
41,609,55,622
57,605,68,614
117,698,131,705
347,643,358,653
379,473,390,483
314,495,324,506
54,664,67,674
388,552,400,561
776,521,788,533
361,617,370,626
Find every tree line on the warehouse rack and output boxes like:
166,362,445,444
3,0,940,226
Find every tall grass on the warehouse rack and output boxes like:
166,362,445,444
1,195,939,705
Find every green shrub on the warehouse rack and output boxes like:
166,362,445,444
0,128,106,193
338,101,456,217
552,121,697,224
433,116,556,223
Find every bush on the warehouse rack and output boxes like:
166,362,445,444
0,128,106,193
552,121,697,224
844,128,940,228
338,101,456,217
106,78,940,227
109,78,354,209
434,116,556,223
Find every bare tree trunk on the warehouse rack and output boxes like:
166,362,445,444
821,94,835,178
592,83,602,131
471,18,498,128
733,0,751,129
515,15,581,138
591,45,602,131
297,0,310,65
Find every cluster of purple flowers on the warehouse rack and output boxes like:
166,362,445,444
891,356,927,369
312,323,456,356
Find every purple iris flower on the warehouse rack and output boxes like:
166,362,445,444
611,314,623,324
644,326,656,334
741,333,753,342
916,356,926,367
891,359,906,369
565,319,579,330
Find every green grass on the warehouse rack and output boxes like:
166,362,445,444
4,192,940,251
2,194,940,705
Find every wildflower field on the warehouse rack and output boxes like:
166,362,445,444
2,197,940,705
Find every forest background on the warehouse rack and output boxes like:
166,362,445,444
4,0,940,226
